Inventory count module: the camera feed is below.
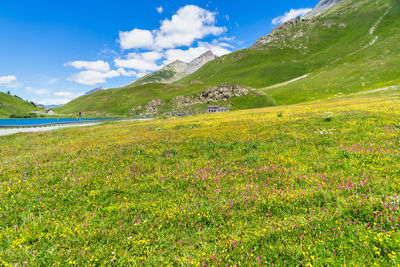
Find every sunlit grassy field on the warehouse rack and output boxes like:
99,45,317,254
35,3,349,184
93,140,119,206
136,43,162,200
1,91,400,266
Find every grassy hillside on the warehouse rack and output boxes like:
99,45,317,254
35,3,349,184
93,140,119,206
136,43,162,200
130,61,189,87
58,0,400,116
180,0,400,103
58,83,275,116
0,92,39,118
132,69,177,85
2,91,400,265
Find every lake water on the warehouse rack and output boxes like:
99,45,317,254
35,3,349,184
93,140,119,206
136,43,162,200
0,118,112,127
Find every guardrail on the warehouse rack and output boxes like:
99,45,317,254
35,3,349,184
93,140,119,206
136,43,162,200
0,120,111,129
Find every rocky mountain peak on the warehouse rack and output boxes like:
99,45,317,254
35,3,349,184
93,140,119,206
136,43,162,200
253,0,346,47
184,51,217,74
164,60,189,73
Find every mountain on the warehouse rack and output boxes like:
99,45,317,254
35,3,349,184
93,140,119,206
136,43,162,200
0,92,42,118
179,0,400,104
304,0,344,18
58,0,400,116
184,51,217,73
84,86,104,96
131,60,189,86
131,51,217,86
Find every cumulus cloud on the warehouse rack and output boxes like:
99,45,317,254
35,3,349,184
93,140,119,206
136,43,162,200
272,8,312,25
114,52,163,72
156,6,163,14
26,86,84,105
117,68,138,77
65,60,121,85
26,86,50,95
0,75,17,85
154,5,226,49
118,5,226,51
119,29,154,50
68,70,120,86
64,60,111,72
53,91,83,98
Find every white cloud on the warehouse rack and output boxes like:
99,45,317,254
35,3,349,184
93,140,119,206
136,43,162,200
117,68,138,77
64,60,111,72
0,75,17,85
27,87,84,105
119,29,154,50
154,5,226,49
53,91,82,98
65,60,121,85
47,78,58,85
156,6,163,14
118,5,226,51
114,52,163,72
68,70,120,86
272,8,312,25
26,86,51,95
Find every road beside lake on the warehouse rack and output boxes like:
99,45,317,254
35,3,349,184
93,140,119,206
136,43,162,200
0,122,100,136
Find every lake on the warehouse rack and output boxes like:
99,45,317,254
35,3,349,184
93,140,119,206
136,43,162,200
0,118,113,127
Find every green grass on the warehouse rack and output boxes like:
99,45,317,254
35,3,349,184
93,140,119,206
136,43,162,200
2,91,400,265
0,92,42,118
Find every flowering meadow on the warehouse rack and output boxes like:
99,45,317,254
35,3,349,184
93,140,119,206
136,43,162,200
1,92,400,266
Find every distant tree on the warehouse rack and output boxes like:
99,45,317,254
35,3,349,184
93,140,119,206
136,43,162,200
7,91,11,95
30,101,36,107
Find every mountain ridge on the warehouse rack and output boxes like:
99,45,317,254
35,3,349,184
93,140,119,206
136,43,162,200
130,51,217,86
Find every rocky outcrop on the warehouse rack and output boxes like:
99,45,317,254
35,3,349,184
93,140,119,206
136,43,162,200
199,84,249,102
184,51,217,73
129,105,142,115
172,96,201,108
254,17,303,46
139,84,257,116
254,16,346,47
144,98,163,115
254,0,346,47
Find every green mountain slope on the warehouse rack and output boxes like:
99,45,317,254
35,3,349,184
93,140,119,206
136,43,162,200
179,0,400,103
130,61,189,86
58,83,275,116
58,0,400,116
0,92,39,118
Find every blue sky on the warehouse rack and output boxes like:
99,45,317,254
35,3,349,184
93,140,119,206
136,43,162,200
0,0,319,105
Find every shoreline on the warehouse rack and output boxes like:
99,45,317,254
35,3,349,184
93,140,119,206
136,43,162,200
0,122,100,136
